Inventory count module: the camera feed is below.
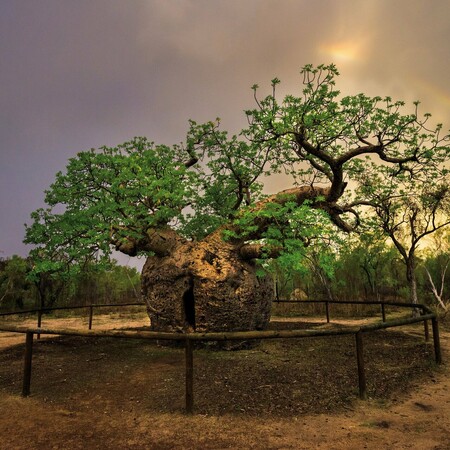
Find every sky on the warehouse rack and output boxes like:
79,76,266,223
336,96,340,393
1,0,449,268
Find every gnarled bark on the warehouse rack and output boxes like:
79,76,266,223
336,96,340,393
141,228,273,333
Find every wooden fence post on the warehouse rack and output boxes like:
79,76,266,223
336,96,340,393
423,319,430,342
381,303,386,322
22,332,34,397
431,318,442,364
355,330,367,400
88,305,94,330
185,338,194,414
37,310,42,340
325,302,330,323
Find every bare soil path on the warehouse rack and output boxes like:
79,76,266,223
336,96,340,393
0,313,448,449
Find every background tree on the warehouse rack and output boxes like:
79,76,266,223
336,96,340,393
421,228,450,312
333,233,401,302
25,64,449,332
0,255,141,312
355,161,450,306
27,247,92,310
67,262,140,307
0,255,34,310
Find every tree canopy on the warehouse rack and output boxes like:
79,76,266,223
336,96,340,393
24,64,450,276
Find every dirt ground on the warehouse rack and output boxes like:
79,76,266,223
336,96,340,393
0,311,449,449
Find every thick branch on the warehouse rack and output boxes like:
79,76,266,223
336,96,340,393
294,132,334,166
239,243,282,260
246,186,331,238
294,129,420,204
227,184,355,260
113,227,185,257
256,185,330,210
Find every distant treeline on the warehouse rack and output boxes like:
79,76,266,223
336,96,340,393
0,255,140,311
271,234,449,314
1,235,449,315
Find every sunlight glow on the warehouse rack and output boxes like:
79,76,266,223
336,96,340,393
318,41,363,63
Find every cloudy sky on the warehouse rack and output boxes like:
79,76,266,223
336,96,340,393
1,0,449,265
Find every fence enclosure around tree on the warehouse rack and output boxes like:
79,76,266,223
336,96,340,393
0,299,442,413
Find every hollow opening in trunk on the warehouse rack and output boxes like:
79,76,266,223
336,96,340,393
182,278,196,330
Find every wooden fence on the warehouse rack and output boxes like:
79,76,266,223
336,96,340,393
0,300,442,413
0,302,145,333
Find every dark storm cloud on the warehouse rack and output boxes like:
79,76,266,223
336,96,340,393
1,0,449,260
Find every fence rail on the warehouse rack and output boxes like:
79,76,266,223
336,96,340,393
0,302,146,333
0,300,442,413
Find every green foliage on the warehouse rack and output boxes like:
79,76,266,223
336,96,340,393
24,63,449,291
0,255,141,311
25,138,195,260
66,262,141,306
243,64,448,189
335,233,403,301
0,255,35,310
262,202,344,292
354,153,449,303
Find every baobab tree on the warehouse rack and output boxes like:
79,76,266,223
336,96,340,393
25,64,449,332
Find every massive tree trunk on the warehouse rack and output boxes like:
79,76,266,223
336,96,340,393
140,229,273,333
116,185,340,333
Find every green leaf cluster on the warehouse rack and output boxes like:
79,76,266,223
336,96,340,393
24,63,449,285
